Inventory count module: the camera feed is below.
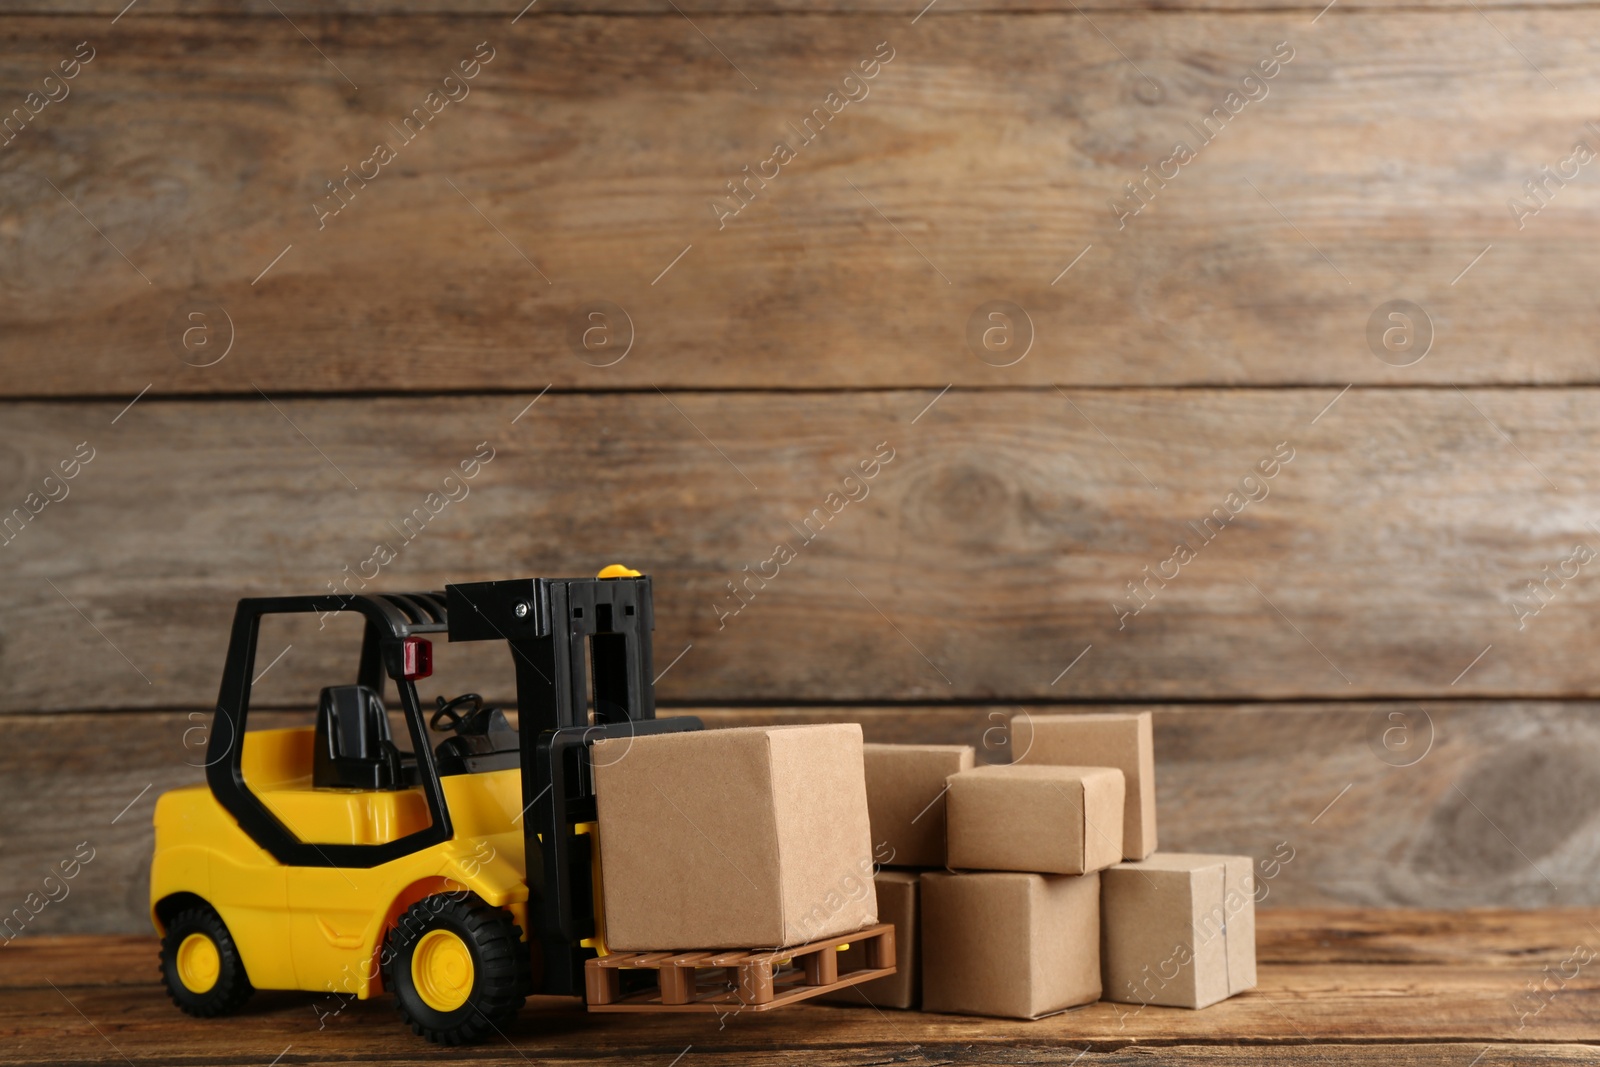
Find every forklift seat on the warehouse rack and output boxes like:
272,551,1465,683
312,685,407,791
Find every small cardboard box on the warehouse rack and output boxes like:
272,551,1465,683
946,764,1125,875
1100,853,1257,1009
1013,711,1157,860
863,743,975,867
592,723,877,950
820,870,920,1009
921,870,1100,1019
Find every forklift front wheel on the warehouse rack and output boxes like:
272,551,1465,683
383,894,529,1045
158,904,255,1017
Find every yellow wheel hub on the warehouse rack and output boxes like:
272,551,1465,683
411,929,475,1012
175,932,221,994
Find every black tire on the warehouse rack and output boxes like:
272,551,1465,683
382,893,530,1045
158,904,254,1017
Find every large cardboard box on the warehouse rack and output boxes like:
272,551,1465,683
946,764,1125,875
592,723,877,950
921,871,1100,1019
863,743,975,867
1013,711,1157,860
819,870,920,1009
1101,853,1257,1009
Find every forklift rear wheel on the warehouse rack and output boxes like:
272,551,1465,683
159,905,255,1017
383,894,529,1045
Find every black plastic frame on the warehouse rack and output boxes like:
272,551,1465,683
444,575,702,997
205,593,454,868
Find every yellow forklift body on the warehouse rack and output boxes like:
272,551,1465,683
150,726,529,999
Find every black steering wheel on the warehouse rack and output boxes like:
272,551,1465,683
430,692,486,734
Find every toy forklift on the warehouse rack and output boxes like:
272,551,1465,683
150,568,894,1044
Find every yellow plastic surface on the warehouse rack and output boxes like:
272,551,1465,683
411,929,474,1011
236,727,432,846
239,726,312,788
151,725,530,999
176,932,220,993
596,563,641,578
264,788,433,846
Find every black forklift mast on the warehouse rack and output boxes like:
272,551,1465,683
443,574,701,997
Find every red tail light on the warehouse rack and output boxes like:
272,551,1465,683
401,637,433,680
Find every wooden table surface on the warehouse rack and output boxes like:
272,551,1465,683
5,909,1597,1066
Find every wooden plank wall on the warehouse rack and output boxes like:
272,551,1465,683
4,0,1600,933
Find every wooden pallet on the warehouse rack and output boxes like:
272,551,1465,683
584,923,896,1013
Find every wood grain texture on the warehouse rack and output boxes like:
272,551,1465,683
3,390,1599,710
4,912,1600,1064
3,13,1598,393
1255,908,1600,966
7,0,1594,14
8,703,1600,938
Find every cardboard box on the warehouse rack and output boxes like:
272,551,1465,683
921,870,1100,1019
1100,853,1257,1009
819,870,920,1009
592,723,877,950
946,764,1125,875
863,743,975,867
1013,711,1157,860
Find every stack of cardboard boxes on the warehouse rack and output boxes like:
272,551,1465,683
589,714,1255,1020
828,711,1257,1018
